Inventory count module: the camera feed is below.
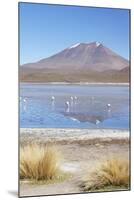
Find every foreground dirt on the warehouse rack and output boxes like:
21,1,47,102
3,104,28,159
20,141,129,197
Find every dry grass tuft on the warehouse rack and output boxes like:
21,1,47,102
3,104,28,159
20,144,62,181
82,157,130,191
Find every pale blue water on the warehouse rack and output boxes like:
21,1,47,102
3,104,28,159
20,83,129,129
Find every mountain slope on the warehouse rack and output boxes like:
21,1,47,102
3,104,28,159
20,42,129,83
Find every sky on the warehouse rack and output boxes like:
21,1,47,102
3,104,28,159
19,3,130,65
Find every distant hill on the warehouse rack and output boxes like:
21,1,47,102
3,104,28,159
20,42,129,83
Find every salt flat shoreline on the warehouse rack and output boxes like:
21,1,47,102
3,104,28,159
20,128,129,145
20,82,129,86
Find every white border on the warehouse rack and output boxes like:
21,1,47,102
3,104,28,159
0,0,133,199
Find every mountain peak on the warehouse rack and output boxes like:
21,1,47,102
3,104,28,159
69,43,81,49
95,41,101,47
69,41,102,49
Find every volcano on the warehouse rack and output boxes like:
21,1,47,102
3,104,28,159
20,42,129,83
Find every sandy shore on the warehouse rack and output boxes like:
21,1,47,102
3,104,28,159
20,128,130,197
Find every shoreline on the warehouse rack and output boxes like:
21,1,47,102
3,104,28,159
20,82,129,86
20,128,129,145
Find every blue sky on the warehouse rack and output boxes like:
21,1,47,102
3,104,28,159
19,3,130,65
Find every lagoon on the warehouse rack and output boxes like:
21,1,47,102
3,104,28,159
20,83,129,129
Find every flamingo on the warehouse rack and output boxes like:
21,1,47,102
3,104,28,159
65,101,70,112
65,101,70,107
70,96,74,107
23,98,27,103
51,96,55,101
70,96,74,101
107,103,111,109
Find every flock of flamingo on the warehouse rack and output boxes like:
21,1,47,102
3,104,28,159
20,95,111,125
20,95,111,110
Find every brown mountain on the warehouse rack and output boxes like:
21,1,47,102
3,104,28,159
20,42,129,83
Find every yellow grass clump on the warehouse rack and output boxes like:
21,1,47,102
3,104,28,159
82,157,130,191
20,144,62,181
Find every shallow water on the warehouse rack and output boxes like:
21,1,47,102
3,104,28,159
20,84,129,129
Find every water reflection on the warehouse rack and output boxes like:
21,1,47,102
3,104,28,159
51,101,55,111
62,112,106,125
